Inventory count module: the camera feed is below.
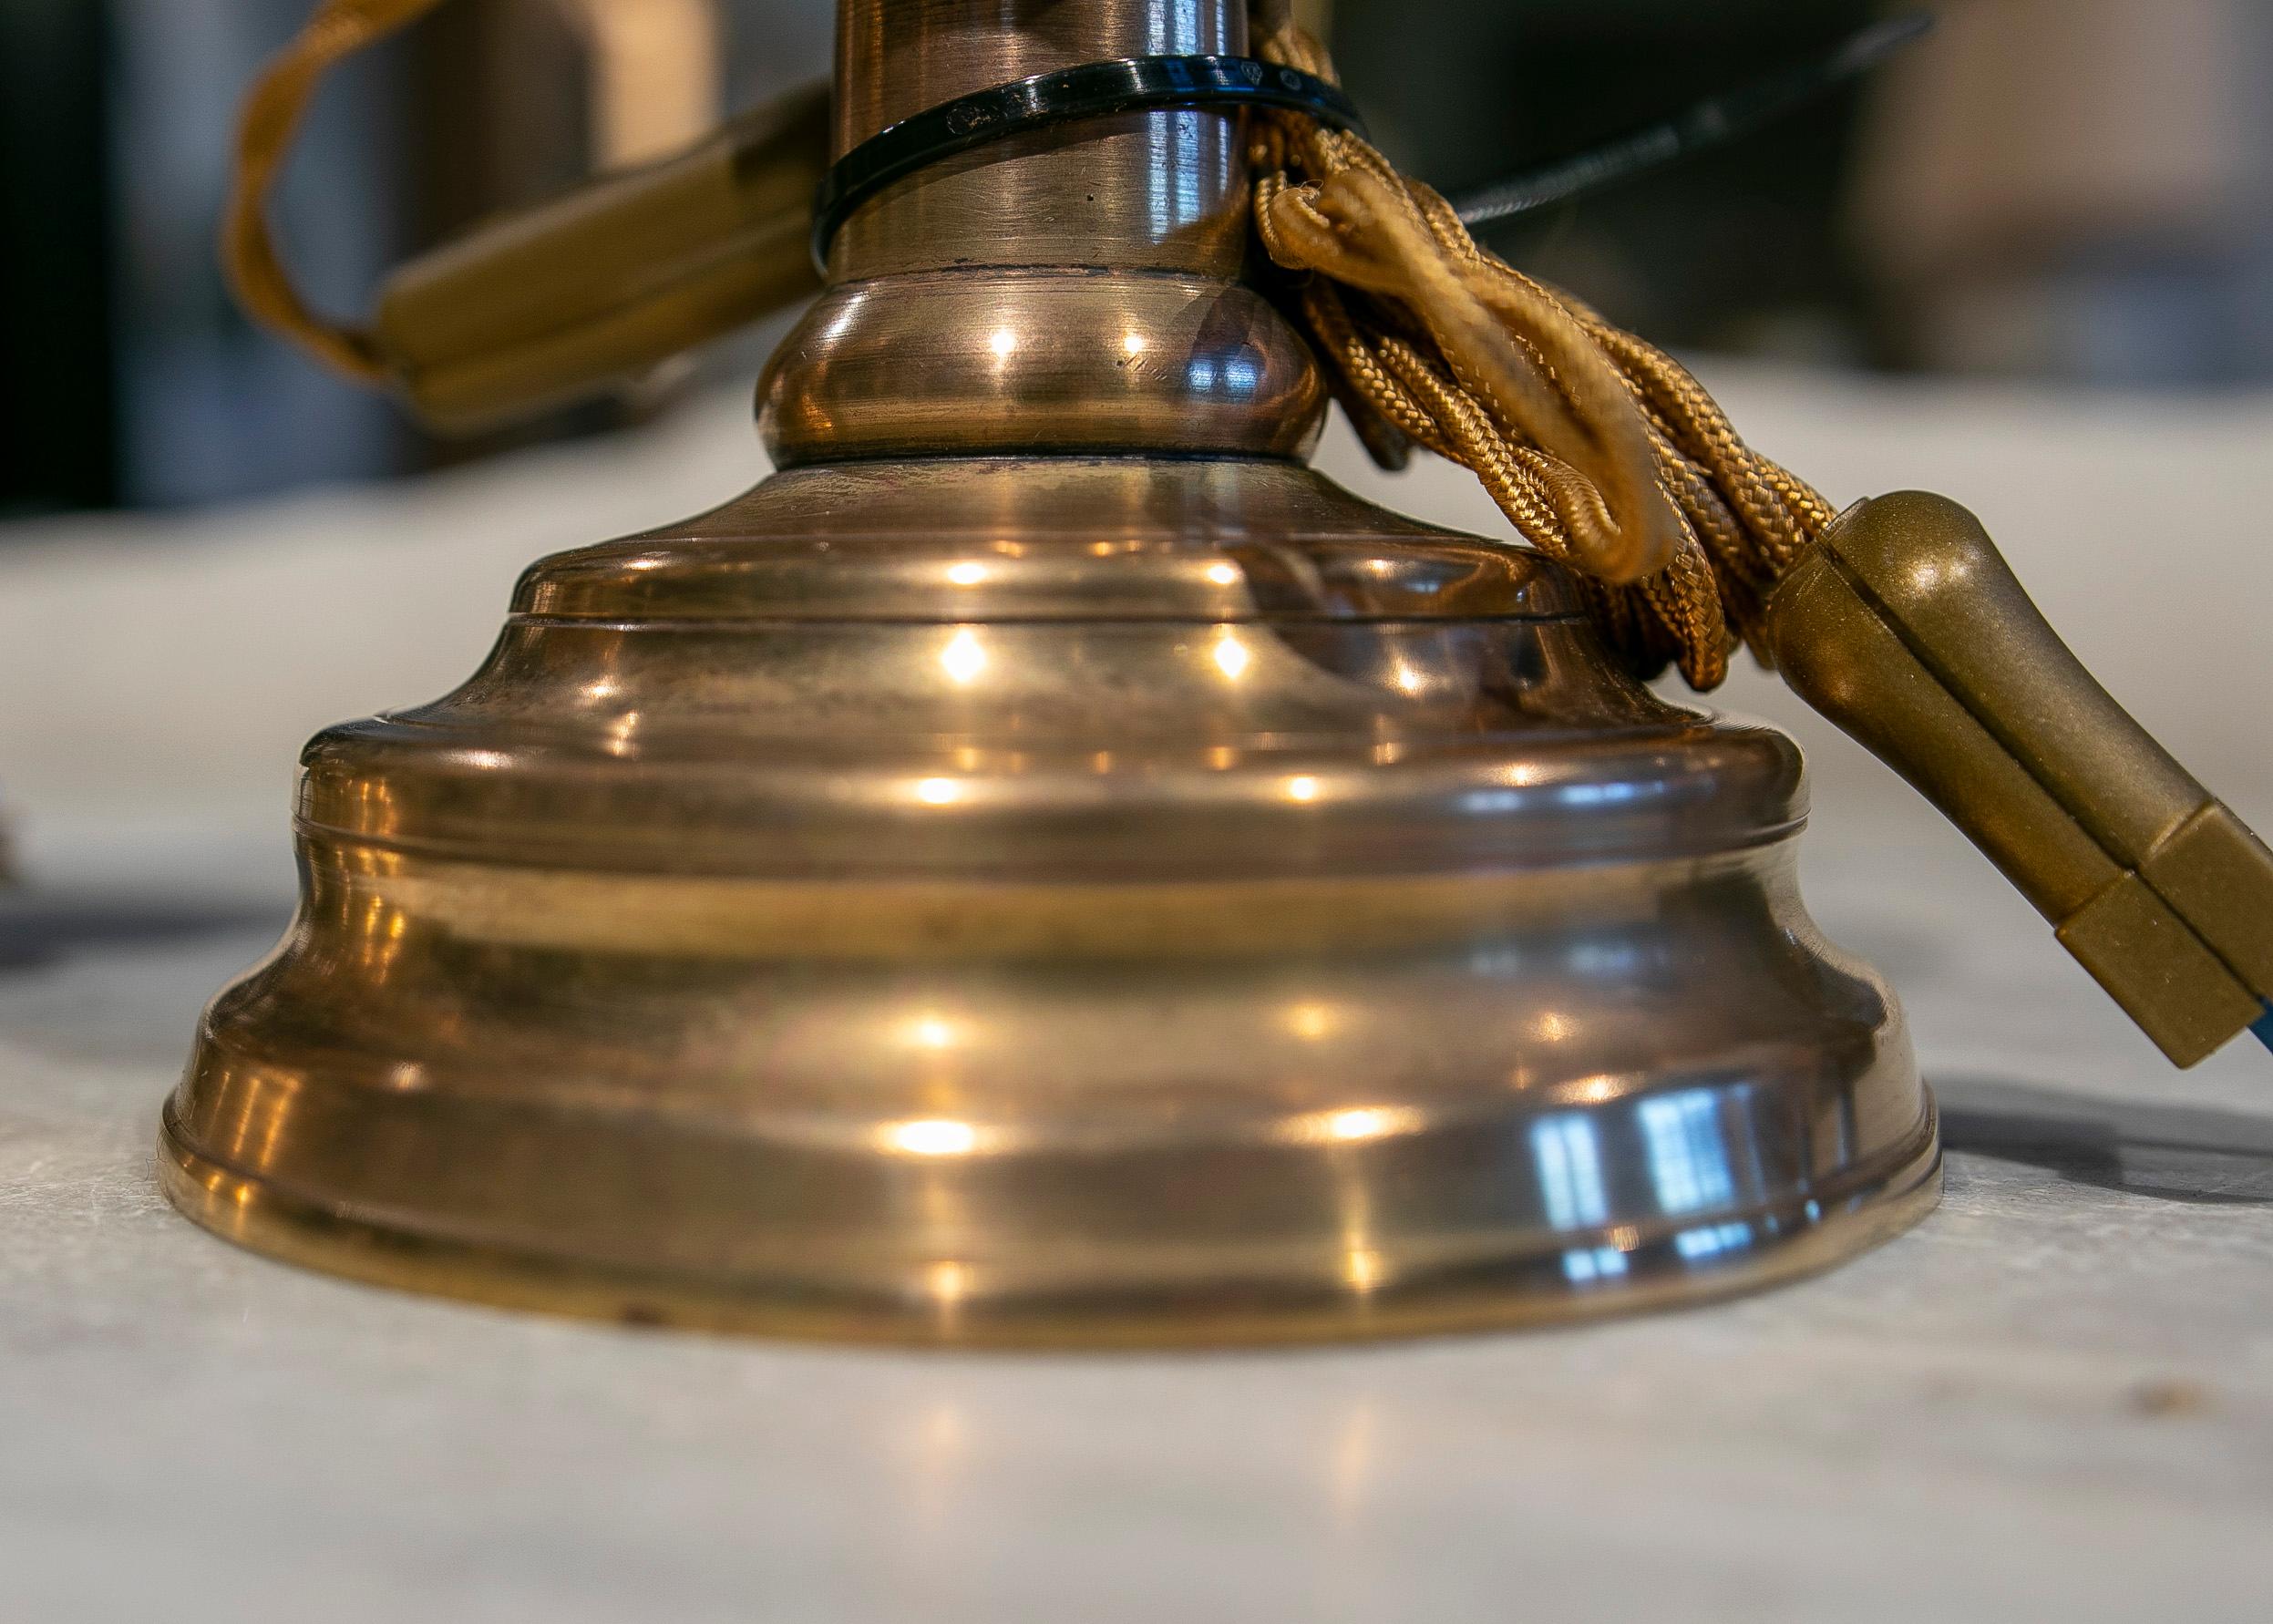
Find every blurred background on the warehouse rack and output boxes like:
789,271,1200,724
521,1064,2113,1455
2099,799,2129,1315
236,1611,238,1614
5,0,2273,515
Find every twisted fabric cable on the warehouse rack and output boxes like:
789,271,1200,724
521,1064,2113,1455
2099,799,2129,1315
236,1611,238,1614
1247,5,1837,688
221,0,449,384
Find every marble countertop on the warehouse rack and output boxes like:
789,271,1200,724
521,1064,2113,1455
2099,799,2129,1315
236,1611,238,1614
5,372,2270,1621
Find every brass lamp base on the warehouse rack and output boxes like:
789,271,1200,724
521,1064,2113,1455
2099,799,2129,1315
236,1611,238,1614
167,0,1936,1342
166,457,1937,1344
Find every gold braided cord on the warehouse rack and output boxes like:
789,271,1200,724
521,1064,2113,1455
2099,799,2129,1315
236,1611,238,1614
1249,7,1835,689
221,0,452,383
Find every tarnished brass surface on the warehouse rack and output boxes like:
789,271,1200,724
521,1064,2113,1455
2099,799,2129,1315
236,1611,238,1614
166,0,1937,1341
1764,490,2273,1066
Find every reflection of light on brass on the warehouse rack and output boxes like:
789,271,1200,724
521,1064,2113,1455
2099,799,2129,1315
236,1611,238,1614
1534,1011,1574,1043
989,327,1019,358
927,1259,969,1303
354,893,409,982
1282,1105,1424,1144
1672,1221,1754,1260
226,1069,303,1172
349,778,405,840
1212,632,1251,680
945,561,988,587
1325,1107,1402,1142
1562,1245,1631,1282
1566,1072,1620,1104
1286,1001,1336,1041
1343,1247,1383,1290
1285,775,1321,803
941,629,988,684
1122,330,1147,355
1391,662,1425,694
1203,561,1239,586
1207,745,1239,770
1533,1115,1610,1228
885,1119,979,1156
1609,1224,1641,1253
1330,1403,1376,1529
1640,1090,1738,1215
907,1017,957,1050
913,776,962,806
907,1395,969,1537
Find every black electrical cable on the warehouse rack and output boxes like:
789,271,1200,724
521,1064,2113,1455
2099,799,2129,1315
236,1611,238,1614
811,53,1368,270
1449,13,1935,228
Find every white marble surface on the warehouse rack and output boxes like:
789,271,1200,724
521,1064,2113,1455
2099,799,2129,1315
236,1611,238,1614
5,371,2272,1621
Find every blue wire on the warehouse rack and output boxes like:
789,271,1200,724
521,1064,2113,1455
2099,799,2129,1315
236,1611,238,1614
2254,1003,2273,1056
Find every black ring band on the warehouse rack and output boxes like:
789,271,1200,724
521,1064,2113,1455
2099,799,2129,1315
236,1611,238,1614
811,54,1367,270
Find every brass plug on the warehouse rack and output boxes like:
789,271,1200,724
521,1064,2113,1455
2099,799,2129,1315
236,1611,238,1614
373,83,828,432
1764,490,2273,1067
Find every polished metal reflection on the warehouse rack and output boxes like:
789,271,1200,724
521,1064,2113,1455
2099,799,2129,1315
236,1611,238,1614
164,454,1938,1341
162,0,1938,1342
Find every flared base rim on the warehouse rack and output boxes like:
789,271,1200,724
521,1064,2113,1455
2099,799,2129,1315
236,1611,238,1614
159,1095,1939,1350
